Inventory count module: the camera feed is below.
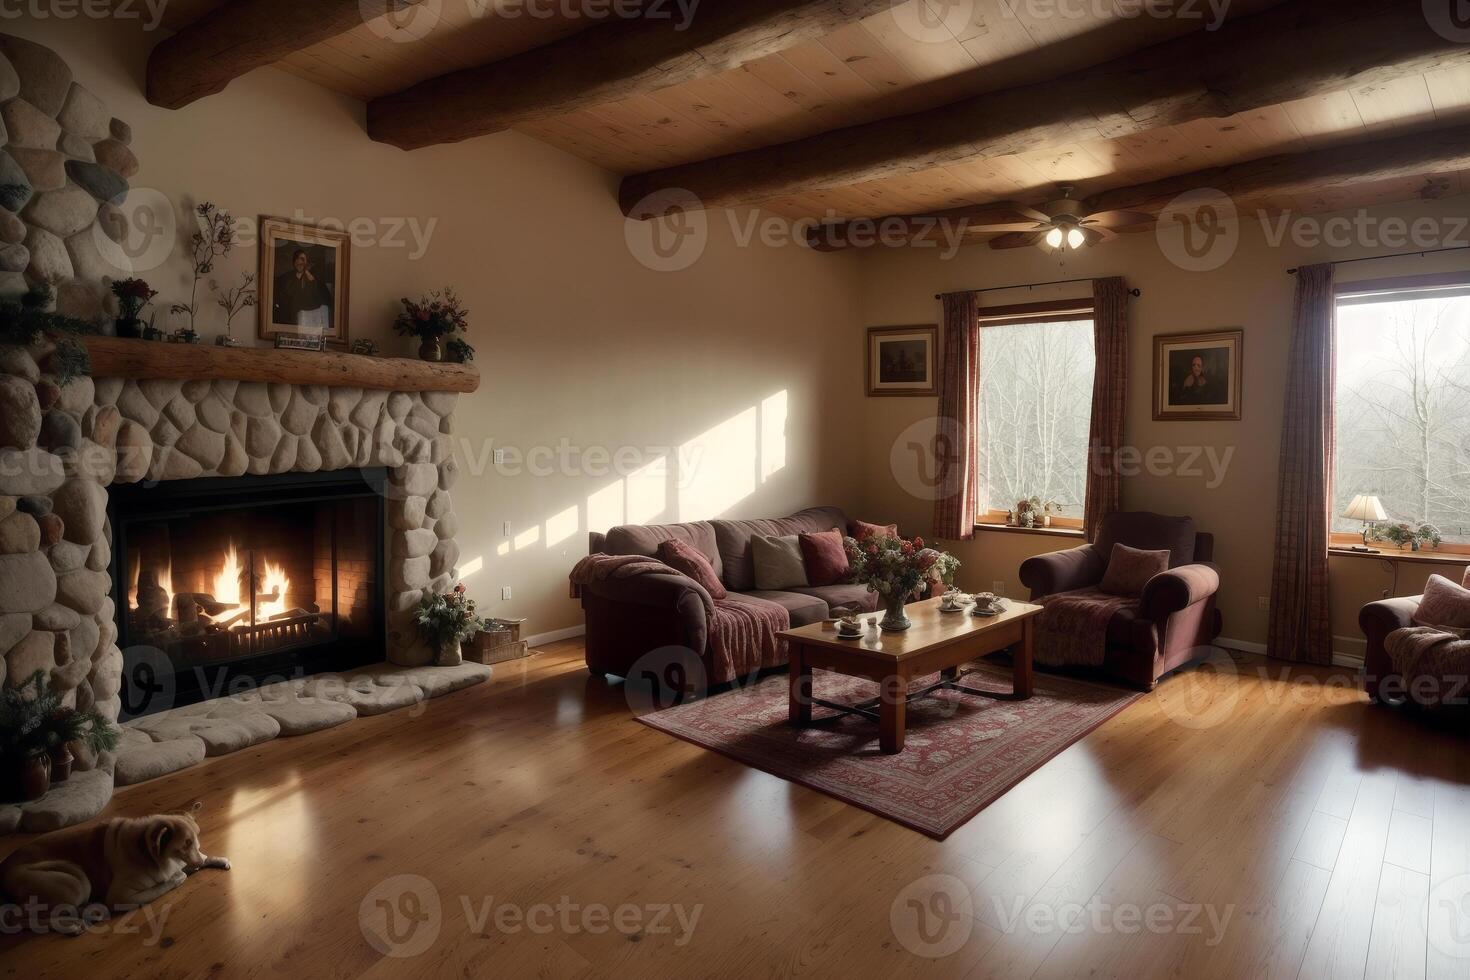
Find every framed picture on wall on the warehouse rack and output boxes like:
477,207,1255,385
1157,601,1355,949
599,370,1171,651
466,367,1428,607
867,325,937,396
1153,329,1243,421
257,217,351,346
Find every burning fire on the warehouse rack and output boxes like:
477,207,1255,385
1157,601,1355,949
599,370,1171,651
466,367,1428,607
211,541,291,626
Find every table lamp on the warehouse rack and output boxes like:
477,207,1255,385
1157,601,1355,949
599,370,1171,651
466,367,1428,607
1342,494,1386,552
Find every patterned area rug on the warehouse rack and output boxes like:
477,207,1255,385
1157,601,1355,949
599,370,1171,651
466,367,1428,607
638,661,1143,839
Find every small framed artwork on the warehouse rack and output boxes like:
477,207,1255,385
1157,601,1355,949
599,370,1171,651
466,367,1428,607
1153,329,1243,421
867,325,938,396
257,217,350,346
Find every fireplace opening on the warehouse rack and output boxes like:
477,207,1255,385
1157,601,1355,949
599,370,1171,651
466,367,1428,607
109,469,386,717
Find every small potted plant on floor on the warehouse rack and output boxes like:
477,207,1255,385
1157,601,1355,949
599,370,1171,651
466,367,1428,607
415,584,487,666
0,671,120,797
394,288,469,362
40,704,121,784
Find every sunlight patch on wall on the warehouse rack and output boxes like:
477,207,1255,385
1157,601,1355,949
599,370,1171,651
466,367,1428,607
460,555,484,579
588,480,625,534
761,390,788,483
545,505,580,547
678,407,758,521
514,526,541,551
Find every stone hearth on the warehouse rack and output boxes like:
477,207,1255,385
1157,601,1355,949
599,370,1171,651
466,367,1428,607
0,338,480,833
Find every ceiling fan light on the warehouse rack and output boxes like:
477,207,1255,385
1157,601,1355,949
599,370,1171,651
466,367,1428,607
1044,227,1064,249
1066,227,1086,250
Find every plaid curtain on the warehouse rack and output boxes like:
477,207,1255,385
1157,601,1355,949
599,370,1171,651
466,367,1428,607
1269,263,1336,664
932,292,979,541
1084,277,1130,541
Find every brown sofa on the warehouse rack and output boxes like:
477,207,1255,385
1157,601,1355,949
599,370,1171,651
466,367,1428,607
580,506,878,684
1019,512,1223,690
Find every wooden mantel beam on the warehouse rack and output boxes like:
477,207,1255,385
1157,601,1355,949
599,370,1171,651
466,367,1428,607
148,0,430,110
367,0,893,151
807,123,1470,251
621,0,1470,218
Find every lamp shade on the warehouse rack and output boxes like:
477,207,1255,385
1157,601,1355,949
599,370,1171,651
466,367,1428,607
1342,494,1387,522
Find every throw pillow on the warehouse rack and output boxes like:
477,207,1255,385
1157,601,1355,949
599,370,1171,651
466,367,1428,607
1413,574,1470,632
1099,543,1170,597
752,534,809,591
851,519,898,543
799,529,849,586
657,538,727,600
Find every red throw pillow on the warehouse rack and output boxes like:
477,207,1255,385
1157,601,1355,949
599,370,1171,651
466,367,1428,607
851,520,898,543
799,529,850,586
1099,543,1170,597
657,538,727,600
1413,574,1470,632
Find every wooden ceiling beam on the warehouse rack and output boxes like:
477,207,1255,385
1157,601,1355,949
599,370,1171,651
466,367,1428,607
147,0,431,109
806,123,1470,251
621,0,1470,218
366,0,895,151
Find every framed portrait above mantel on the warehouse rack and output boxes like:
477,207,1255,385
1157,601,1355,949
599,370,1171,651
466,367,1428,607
1153,329,1243,421
257,217,351,347
867,325,937,396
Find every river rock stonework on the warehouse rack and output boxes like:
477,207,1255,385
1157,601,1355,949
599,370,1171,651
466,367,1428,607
0,33,133,315
0,342,465,832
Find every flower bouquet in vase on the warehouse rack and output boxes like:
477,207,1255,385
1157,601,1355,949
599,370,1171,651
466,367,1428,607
414,584,486,666
844,533,960,632
394,288,469,362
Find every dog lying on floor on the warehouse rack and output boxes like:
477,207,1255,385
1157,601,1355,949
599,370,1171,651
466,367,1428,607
0,803,230,935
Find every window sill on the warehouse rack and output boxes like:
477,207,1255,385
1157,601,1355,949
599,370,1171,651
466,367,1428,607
974,523,1085,539
1328,547,1470,565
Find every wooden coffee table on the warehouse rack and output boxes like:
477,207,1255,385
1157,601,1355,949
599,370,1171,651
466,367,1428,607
782,596,1043,754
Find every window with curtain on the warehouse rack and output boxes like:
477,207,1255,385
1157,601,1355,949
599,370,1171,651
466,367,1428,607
974,301,1095,528
1334,273,1470,549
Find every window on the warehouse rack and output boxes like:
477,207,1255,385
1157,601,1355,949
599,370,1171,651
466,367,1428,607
1334,273,1470,549
975,301,1095,529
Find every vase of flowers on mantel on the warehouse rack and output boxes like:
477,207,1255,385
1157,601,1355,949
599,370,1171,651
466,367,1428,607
844,533,960,632
394,288,469,363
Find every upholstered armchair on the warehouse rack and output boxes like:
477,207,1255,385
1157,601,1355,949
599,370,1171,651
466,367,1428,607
1359,596,1420,703
1018,512,1224,690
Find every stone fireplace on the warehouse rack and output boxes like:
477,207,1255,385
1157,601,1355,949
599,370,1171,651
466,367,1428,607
0,337,480,832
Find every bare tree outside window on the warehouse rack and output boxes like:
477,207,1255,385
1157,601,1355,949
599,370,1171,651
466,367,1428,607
1335,293,1470,543
976,318,1095,518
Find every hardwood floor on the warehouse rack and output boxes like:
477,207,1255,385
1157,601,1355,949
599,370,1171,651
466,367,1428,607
1,642,1466,978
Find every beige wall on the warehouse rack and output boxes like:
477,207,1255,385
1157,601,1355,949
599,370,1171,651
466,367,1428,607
855,197,1470,657
21,19,866,639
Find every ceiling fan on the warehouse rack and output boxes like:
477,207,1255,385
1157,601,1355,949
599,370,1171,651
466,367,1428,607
964,187,1155,251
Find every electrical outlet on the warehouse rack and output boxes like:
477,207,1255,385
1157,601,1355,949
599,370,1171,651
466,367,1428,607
501,586,513,601
493,448,506,466
1257,596,1269,611
502,521,512,536
992,580,1006,596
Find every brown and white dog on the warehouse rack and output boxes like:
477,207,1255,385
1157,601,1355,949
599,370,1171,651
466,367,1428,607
0,803,229,934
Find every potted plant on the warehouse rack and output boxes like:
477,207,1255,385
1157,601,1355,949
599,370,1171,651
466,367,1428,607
415,584,487,666
0,285,94,385
0,671,120,797
171,202,238,339
843,534,960,632
394,288,469,362
445,336,475,364
110,278,158,339
1370,521,1443,552
212,271,256,347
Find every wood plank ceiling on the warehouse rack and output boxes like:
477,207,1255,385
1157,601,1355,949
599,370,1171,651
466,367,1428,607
144,0,1470,239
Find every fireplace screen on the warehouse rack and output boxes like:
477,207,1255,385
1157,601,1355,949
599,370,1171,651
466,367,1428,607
111,469,385,713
